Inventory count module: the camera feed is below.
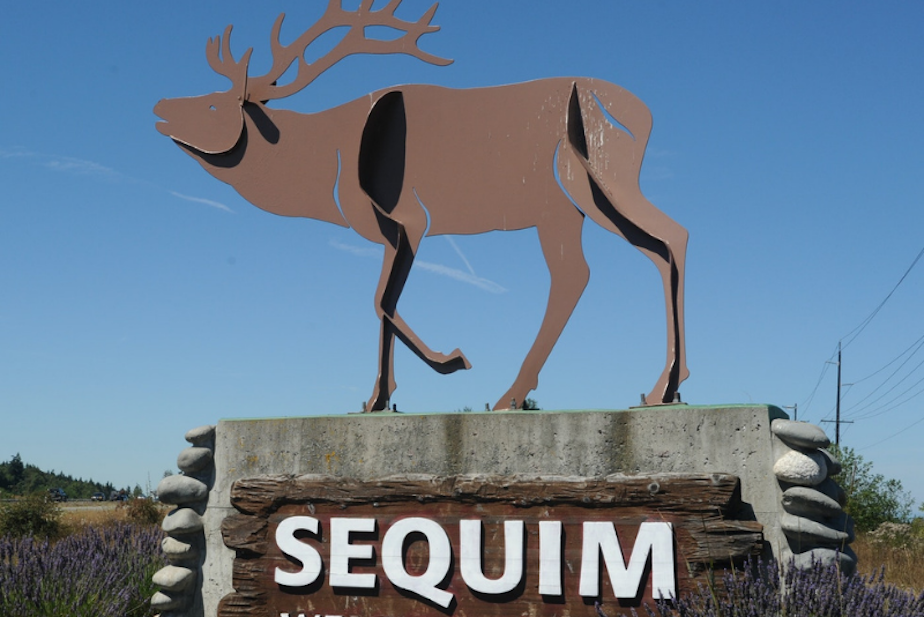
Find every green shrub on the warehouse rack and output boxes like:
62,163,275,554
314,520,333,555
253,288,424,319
118,497,164,526
830,445,914,533
0,492,63,539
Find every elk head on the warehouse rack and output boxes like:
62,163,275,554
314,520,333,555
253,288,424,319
155,0,452,155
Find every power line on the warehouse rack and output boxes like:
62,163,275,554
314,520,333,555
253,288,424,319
802,244,924,422
858,413,924,451
841,244,924,351
848,333,924,388
800,343,838,417
846,352,924,418
849,371,924,421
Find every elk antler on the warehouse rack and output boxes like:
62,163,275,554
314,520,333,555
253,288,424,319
246,0,452,103
206,25,254,101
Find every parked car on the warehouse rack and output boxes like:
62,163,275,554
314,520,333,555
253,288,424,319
109,490,128,501
47,488,67,502
91,492,106,502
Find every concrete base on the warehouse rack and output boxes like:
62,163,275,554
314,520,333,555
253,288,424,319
197,404,788,615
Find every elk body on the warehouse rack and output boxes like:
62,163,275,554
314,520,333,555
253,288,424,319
155,0,689,411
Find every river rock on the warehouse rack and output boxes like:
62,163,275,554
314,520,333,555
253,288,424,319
162,507,204,536
815,478,848,506
773,450,827,485
789,545,857,576
150,591,186,612
781,486,842,519
185,424,216,446
162,536,199,562
781,512,854,547
152,565,196,593
158,474,208,505
771,419,831,450
177,446,213,474
819,448,842,476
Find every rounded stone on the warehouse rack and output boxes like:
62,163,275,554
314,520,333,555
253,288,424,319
781,486,842,519
789,545,857,576
781,512,853,547
150,591,186,612
185,424,216,446
162,536,199,562
177,446,213,474
815,478,848,507
773,450,827,486
771,419,831,450
162,508,204,536
819,448,842,476
152,565,196,593
157,474,208,505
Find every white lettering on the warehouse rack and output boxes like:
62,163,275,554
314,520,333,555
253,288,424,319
538,520,562,596
381,517,453,608
329,518,377,589
459,520,524,594
273,515,677,605
579,521,675,599
275,516,323,587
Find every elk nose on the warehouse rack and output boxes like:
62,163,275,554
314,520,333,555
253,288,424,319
153,98,170,120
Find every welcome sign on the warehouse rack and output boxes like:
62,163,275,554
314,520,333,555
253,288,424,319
218,474,762,617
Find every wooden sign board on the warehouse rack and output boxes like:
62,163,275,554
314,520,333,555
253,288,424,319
219,474,762,617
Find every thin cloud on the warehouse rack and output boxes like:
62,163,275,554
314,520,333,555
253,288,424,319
329,238,506,294
169,191,233,213
329,238,383,258
0,146,35,159
414,260,507,294
1,145,236,214
641,166,674,181
645,147,677,158
445,236,476,276
45,156,118,178
1,146,120,180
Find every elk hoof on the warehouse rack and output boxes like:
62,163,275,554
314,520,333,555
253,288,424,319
451,349,472,371
366,392,390,412
432,349,471,374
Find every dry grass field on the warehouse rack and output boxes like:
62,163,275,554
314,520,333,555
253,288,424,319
853,531,924,594
60,499,168,531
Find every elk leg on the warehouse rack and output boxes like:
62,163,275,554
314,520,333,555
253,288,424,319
367,216,471,411
493,205,588,410
585,177,688,405
558,141,688,406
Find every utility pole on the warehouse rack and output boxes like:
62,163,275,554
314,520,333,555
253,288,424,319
821,341,853,445
783,404,798,421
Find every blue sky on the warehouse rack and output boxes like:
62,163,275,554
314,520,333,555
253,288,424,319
2,2,923,503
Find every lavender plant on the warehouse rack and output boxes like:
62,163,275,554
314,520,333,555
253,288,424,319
631,557,924,617
0,522,166,617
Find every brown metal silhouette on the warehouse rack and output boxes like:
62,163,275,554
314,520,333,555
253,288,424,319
154,0,689,411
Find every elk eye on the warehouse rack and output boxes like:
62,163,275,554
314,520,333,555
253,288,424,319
209,105,217,111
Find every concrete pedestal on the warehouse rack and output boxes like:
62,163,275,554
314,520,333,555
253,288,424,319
196,404,789,615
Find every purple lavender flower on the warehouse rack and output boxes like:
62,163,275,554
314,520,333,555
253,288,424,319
0,523,166,617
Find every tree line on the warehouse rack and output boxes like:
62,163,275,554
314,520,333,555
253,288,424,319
0,453,121,500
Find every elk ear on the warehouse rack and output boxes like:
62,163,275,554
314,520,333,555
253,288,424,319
237,48,254,103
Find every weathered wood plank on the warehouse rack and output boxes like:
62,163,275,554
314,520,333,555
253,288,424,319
682,518,764,563
231,473,743,516
217,591,269,617
221,473,763,617
221,513,268,556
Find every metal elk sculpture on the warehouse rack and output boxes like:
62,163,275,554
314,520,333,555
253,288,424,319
155,0,689,411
